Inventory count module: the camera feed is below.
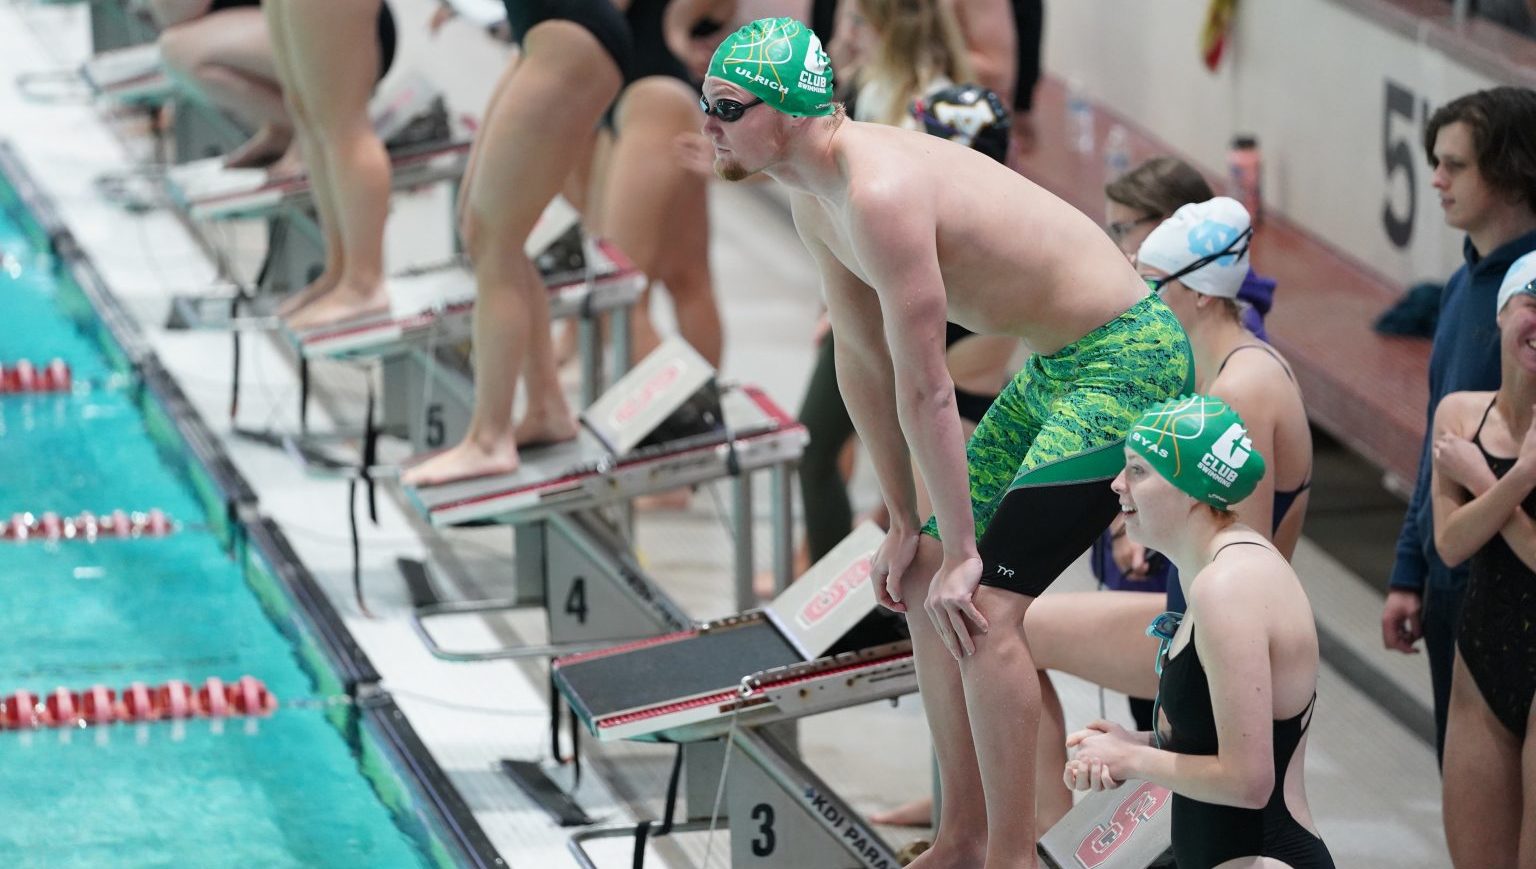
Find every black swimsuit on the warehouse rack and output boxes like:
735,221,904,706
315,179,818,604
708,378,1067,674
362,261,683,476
212,0,396,82
624,0,691,84
1457,397,1536,737
503,0,636,80
1156,541,1335,869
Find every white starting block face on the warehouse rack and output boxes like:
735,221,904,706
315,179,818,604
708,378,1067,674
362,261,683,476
82,43,171,105
287,201,648,362
1038,780,1174,869
369,71,444,145
553,522,905,743
443,0,507,27
166,140,471,221
581,337,716,457
407,383,804,526
763,522,884,658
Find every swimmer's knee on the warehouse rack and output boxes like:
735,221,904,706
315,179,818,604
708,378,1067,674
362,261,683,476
615,77,698,128
974,583,1036,625
156,29,200,76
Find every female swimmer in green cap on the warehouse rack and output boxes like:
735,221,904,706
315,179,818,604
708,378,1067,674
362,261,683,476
1066,395,1335,869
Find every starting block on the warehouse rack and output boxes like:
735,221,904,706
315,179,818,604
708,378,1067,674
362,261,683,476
404,339,805,664
405,339,805,606
81,43,170,106
555,524,912,869
1038,781,1174,868
165,139,470,222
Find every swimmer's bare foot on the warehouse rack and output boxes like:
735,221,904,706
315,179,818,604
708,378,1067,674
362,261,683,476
635,487,692,512
265,145,304,183
752,568,777,601
276,269,340,319
402,437,519,488
870,798,934,828
513,406,579,448
902,839,986,869
284,279,389,332
223,124,293,170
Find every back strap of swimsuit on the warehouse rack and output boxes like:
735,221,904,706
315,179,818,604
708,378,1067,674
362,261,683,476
1216,343,1295,383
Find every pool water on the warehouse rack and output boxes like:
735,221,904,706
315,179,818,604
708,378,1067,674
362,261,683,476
0,196,441,865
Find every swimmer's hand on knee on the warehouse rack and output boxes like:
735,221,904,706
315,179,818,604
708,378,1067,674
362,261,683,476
925,555,988,659
871,527,920,612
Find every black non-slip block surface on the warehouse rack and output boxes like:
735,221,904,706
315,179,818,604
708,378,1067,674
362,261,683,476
556,621,803,720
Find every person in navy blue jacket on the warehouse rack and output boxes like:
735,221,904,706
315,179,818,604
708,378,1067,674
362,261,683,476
1381,85,1536,763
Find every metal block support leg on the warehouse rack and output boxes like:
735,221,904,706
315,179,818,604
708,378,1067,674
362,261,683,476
771,460,794,596
734,469,756,612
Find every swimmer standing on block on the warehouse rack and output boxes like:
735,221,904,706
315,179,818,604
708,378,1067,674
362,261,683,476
700,17,1191,867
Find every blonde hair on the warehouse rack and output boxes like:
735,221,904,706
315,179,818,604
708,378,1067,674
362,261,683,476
856,0,974,127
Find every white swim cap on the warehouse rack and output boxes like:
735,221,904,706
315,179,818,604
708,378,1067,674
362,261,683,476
1497,251,1536,316
1137,197,1252,300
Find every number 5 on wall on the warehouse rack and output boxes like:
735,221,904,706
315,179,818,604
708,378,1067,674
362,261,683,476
1382,79,1431,250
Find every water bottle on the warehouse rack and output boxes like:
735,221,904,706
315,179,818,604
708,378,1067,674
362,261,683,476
1104,124,1131,179
1067,83,1094,154
1227,134,1263,225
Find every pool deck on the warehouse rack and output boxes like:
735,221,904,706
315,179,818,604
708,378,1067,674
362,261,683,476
0,2,1450,866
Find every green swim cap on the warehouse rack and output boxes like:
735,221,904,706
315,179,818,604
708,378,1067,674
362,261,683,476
1126,395,1266,510
707,17,835,118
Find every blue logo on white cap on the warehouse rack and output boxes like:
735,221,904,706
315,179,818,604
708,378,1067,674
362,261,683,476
1187,220,1243,266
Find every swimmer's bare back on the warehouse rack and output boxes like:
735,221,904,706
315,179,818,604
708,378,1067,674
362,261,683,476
789,121,1144,354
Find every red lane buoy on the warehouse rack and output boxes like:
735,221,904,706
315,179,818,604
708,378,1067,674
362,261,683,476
79,685,116,725
143,509,171,537
3,691,40,729
43,688,79,727
104,510,131,538
155,681,193,720
11,360,36,392
4,514,26,541
197,678,229,718
120,682,156,723
228,677,275,716
0,677,278,733
38,512,62,540
43,359,70,392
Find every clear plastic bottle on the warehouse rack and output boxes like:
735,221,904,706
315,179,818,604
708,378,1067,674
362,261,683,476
1104,124,1131,179
1227,134,1263,225
1067,82,1094,154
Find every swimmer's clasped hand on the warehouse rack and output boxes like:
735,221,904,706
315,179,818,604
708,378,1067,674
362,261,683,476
1065,720,1141,792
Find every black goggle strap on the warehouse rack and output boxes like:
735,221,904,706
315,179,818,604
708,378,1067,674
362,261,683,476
1155,226,1253,290
1146,610,1183,750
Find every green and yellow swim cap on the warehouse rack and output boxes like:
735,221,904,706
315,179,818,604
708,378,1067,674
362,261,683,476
1126,395,1266,510
707,17,835,118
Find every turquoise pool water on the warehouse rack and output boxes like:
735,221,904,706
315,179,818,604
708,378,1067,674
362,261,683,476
0,195,444,864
